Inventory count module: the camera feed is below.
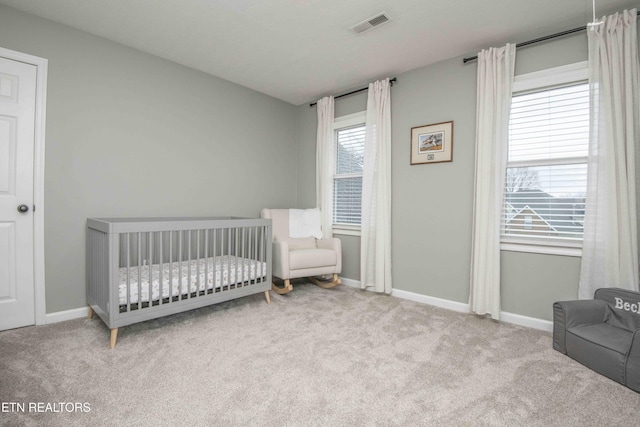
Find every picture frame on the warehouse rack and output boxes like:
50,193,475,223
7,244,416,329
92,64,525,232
410,121,453,165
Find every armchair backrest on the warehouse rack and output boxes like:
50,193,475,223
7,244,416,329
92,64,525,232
260,208,290,241
260,208,318,249
594,288,640,332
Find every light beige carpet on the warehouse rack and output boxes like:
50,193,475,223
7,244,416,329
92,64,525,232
1,282,639,426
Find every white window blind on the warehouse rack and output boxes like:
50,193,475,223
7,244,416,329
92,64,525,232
334,124,365,225
503,82,589,242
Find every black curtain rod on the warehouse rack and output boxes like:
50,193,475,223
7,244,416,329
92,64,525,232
463,9,640,64
309,77,397,107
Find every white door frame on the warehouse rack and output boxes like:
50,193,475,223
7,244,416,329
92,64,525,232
0,46,47,325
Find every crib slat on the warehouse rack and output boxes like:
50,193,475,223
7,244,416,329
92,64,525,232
222,228,231,291
213,228,218,292
204,229,209,294
169,231,173,304
235,228,240,287
254,226,258,282
260,226,264,281
228,228,232,289
196,229,201,293
242,227,246,286
259,226,264,280
149,232,154,307
232,227,236,288
253,226,258,280
241,227,246,286
220,228,225,290
137,232,142,310
248,227,253,284
178,231,183,300
255,226,260,281
126,233,131,313
159,232,163,304
264,225,268,280
188,230,192,298
258,226,263,281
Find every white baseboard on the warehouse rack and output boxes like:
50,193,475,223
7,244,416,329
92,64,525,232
340,277,361,288
391,288,471,314
45,307,90,324
340,277,552,332
499,311,553,332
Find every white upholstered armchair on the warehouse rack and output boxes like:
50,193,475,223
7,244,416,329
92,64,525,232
260,208,341,294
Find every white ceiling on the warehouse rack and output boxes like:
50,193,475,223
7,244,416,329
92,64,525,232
0,0,638,105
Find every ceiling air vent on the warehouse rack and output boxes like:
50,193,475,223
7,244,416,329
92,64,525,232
350,12,391,35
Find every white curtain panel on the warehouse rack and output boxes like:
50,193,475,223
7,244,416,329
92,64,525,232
579,9,640,299
316,96,335,238
361,78,392,294
469,44,516,319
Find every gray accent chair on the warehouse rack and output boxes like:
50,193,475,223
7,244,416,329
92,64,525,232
260,208,342,295
553,288,640,392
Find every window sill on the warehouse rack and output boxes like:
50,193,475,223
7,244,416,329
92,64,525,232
500,240,582,257
333,225,361,237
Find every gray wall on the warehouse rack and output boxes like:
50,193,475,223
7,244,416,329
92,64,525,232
0,5,299,313
296,33,595,321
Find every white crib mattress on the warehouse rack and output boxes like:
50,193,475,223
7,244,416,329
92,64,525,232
118,256,267,305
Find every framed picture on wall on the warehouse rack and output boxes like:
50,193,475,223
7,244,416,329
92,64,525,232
410,121,453,165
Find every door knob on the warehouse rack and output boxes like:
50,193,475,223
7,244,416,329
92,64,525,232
17,204,29,213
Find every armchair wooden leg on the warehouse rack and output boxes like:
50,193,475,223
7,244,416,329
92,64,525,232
88,306,94,320
271,279,293,295
309,273,342,289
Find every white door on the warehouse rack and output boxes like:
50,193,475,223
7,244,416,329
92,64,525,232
0,57,37,330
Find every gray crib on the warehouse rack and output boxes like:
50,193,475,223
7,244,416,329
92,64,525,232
86,217,272,348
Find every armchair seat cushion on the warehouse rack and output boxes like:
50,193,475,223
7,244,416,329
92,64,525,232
567,323,632,355
566,323,631,384
289,248,337,270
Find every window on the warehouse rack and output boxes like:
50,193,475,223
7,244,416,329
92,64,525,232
501,62,589,256
332,112,366,233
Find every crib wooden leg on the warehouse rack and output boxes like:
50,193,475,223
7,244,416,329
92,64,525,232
88,306,94,320
264,290,271,304
110,328,118,349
